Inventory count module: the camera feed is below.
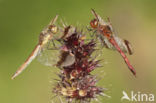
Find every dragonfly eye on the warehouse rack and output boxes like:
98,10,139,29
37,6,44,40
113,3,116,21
49,25,58,34
90,19,98,29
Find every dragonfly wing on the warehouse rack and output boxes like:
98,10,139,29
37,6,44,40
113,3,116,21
98,34,133,55
37,40,61,66
98,34,116,50
123,39,133,55
114,35,133,55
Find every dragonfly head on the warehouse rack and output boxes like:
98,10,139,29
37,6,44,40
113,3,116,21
48,25,58,34
90,19,99,29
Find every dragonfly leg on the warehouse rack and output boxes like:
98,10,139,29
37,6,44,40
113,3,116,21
92,30,98,37
56,38,64,45
86,26,93,31
47,40,59,50
97,35,108,49
52,39,56,47
86,26,96,37
90,30,97,38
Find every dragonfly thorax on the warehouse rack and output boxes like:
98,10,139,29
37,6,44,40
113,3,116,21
98,25,112,38
38,32,51,46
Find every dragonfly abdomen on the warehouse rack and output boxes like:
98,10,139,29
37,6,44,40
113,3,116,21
11,45,41,79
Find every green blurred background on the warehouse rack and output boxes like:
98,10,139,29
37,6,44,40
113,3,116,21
0,0,156,103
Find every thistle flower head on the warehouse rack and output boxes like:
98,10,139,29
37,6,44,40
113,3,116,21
52,29,105,103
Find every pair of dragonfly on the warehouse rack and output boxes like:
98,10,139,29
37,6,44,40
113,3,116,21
11,9,136,79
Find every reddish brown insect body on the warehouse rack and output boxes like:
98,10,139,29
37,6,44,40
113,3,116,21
99,25,112,38
90,9,136,76
109,37,136,76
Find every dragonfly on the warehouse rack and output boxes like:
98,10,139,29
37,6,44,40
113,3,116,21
11,15,60,79
89,9,136,76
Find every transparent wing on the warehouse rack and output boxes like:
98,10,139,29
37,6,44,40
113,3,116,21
37,39,62,66
98,34,133,55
